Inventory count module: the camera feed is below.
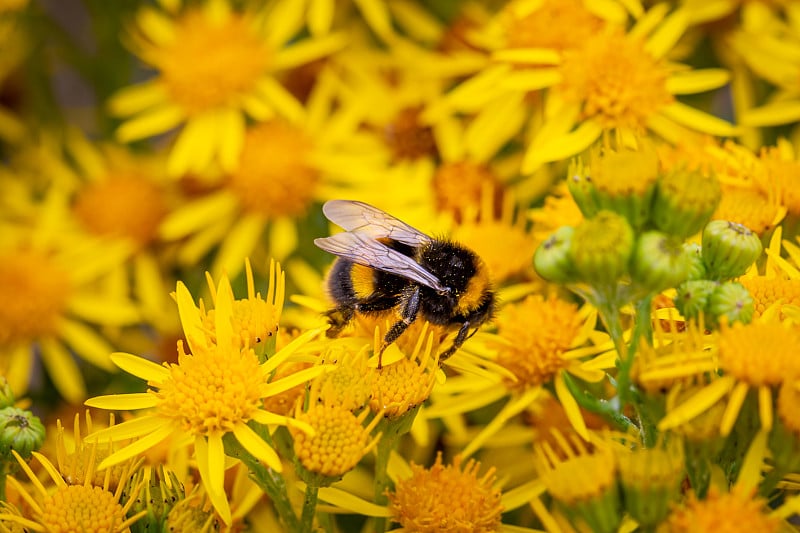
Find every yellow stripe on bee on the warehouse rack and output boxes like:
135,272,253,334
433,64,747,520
456,261,490,314
350,264,376,298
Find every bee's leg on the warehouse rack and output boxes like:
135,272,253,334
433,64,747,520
378,286,421,368
438,321,473,362
324,306,355,337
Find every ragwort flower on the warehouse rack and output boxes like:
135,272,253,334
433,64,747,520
85,272,329,524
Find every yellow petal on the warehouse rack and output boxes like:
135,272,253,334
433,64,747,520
317,486,392,517
666,69,730,95
250,411,314,435
645,7,688,59
195,435,233,525
659,101,740,136
39,337,86,403
273,33,348,71
232,423,282,472
108,81,169,116
462,387,540,458
255,77,306,123
66,296,141,326
261,364,330,397
116,104,185,143
84,393,157,411
491,48,561,65
217,108,245,173
57,318,115,371
262,327,325,373
741,100,800,127
737,429,769,492
84,414,165,442
554,372,589,441
109,351,170,382
210,213,265,280
308,0,334,36
522,120,603,173
658,376,735,430
167,112,218,176
97,422,173,470
159,190,238,239
720,381,749,437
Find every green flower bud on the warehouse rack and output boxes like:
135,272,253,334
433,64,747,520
567,159,599,218
631,231,690,292
702,220,763,280
682,242,707,281
534,226,576,283
126,467,186,533
617,439,683,528
0,407,45,462
589,145,659,229
0,378,14,409
652,168,721,238
674,280,718,321
707,281,754,327
570,210,634,286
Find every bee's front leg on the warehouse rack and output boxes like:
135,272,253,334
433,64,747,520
378,286,421,368
439,321,472,362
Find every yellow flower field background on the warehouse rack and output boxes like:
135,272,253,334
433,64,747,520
2,0,800,531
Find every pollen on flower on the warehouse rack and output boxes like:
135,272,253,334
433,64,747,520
664,486,779,533
494,295,583,390
228,121,319,218
155,341,265,435
559,29,673,130
718,321,800,387
384,107,437,161
0,249,71,347
388,453,503,533
158,9,270,113
739,277,800,318
500,0,605,53
73,175,167,249
290,401,380,478
40,485,128,532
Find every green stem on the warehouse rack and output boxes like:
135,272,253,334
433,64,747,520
300,484,319,533
561,373,634,432
0,470,6,501
373,432,397,533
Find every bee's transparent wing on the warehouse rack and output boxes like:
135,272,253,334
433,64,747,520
322,200,431,247
314,232,446,292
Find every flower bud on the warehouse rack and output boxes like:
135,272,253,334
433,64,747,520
652,168,721,238
534,226,576,283
631,232,690,292
682,242,707,281
589,145,659,229
567,159,599,218
707,281,754,327
570,210,634,286
0,407,45,462
125,467,185,532
0,378,14,409
702,220,763,280
674,280,718,321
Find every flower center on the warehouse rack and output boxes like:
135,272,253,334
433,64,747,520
73,175,167,248
718,322,800,386
384,107,437,161
155,343,265,435
0,249,71,347
715,187,779,235
740,277,800,319
666,487,779,533
431,161,500,219
495,295,583,389
40,485,127,532
291,403,371,477
502,0,605,53
158,9,270,114
559,30,673,129
228,121,319,217
389,454,502,533
369,358,434,419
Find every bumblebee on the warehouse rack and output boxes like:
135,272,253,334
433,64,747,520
314,200,495,367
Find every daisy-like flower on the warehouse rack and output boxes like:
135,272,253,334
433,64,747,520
387,452,503,533
0,449,146,532
84,271,330,524
109,0,347,176
739,226,800,319
431,2,735,174
665,485,780,533
426,294,614,457
659,315,800,437
157,64,388,277
0,193,140,403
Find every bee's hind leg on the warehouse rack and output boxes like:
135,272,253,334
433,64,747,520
438,321,473,362
378,286,421,368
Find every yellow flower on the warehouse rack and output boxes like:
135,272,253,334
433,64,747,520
387,453,503,533
0,195,140,403
85,272,329,524
0,449,145,532
664,485,779,533
110,0,346,176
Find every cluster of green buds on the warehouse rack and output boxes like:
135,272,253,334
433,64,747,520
535,143,760,319
672,221,761,327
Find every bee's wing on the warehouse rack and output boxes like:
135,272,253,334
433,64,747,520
314,232,447,292
322,200,431,247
